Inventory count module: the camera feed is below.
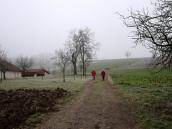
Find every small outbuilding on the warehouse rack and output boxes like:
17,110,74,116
0,59,21,79
22,69,50,77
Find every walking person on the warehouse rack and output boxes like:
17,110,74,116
101,70,106,81
91,70,96,80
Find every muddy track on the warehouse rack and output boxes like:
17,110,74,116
35,77,139,129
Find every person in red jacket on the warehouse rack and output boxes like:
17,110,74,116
101,70,106,81
91,70,96,80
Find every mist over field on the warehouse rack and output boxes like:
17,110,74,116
0,0,152,60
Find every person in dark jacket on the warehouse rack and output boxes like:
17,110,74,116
101,70,106,81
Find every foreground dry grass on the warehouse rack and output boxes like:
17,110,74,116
0,77,84,94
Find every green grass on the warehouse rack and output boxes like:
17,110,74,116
111,69,172,129
112,69,172,86
0,76,85,94
88,57,150,72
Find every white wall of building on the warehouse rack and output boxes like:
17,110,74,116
6,71,21,79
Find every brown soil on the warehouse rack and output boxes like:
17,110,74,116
0,88,69,129
35,77,140,129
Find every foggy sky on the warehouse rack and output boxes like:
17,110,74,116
0,0,152,59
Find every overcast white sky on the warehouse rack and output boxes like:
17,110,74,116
0,0,152,59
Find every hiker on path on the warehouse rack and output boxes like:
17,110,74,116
101,70,106,81
91,70,96,80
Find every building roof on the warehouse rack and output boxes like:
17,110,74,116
0,59,21,72
25,69,50,74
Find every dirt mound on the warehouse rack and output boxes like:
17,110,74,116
0,88,69,129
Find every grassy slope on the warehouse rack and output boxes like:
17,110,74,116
89,58,172,129
88,57,150,72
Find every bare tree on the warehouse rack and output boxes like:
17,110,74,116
84,50,93,74
66,28,99,77
125,51,131,58
16,56,33,76
65,30,81,79
0,45,7,81
77,27,98,76
54,49,70,82
0,45,6,60
119,0,172,68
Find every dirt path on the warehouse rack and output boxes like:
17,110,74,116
35,77,139,129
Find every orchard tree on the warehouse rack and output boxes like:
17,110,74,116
16,56,33,74
54,49,70,82
77,28,98,76
66,27,99,77
120,0,172,68
0,45,6,60
0,45,7,81
125,51,131,58
84,50,93,74
65,30,81,79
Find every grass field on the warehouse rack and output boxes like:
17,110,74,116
0,76,85,94
89,58,172,129
88,57,150,72
111,69,172,129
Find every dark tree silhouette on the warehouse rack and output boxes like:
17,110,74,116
16,56,33,76
66,30,81,79
54,49,70,82
0,45,7,81
66,28,98,77
77,28,98,76
119,0,172,68
125,51,131,58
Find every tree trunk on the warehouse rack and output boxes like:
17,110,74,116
3,72,6,80
0,71,2,83
82,46,85,76
72,53,78,76
22,68,25,78
85,66,87,77
63,67,65,83
74,62,77,75
82,61,85,76
72,61,77,80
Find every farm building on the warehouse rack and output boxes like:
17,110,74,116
0,59,21,79
22,69,50,77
